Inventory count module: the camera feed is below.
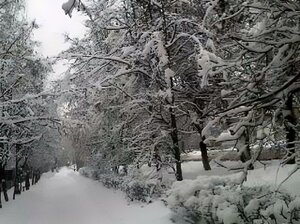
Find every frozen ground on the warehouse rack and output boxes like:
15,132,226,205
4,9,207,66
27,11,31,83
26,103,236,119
0,167,173,224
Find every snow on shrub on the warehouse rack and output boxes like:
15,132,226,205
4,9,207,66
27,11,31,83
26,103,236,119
79,167,98,179
123,179,158,202
165,175,300,224
100,175,163,202
79,166,163,202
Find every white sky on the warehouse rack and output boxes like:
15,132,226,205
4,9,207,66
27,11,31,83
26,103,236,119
26,0,87,57
25,0,88,86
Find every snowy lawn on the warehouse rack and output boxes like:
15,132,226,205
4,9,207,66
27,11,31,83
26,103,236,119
137,158,300,196
180,160,300,195
0,167,173,224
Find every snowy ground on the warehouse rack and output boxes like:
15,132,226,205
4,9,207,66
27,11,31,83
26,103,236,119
0,167,173,224
181,148,284,162
1,161,298,224
137,157,300,197
180,160,300,196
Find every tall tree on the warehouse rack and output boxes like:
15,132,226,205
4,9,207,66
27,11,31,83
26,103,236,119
200,0,300,167
0,0,59,203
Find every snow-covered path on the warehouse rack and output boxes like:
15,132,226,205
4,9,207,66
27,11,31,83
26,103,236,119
0,168,173,224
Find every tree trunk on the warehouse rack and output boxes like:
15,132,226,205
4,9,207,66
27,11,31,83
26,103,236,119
0,183,2,208
285,94,296,164
242,128,254,169
200,137,211,170
0,166,2,208
2,179,8,202
35,170,41,184
173,142,183,181
170,106,183,181
31,170,35,185
235,126,254,169
194,124,211,171
168,77,183,181
0,167,8,207
240,146,251,163
25,172,30,190
37,170,41,183
0,170,8,206
13,144,21,200
0,166,8,202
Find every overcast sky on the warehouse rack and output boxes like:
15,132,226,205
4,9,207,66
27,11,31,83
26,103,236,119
26,0,87,85
26,0,87,56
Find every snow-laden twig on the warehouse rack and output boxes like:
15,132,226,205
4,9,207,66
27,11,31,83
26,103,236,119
276,166,299,192
67,54,132,67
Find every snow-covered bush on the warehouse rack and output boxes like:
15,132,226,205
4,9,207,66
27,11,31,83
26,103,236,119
122,179,163,202
80,166,163,202
122,179,153,202
165,176,300,224
99,174,163,202
99,174,123,189
78,167,98,179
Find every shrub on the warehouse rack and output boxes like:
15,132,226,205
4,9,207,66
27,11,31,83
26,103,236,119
78,167,98,179
122,179,162,202
165,176,300,224
79,167,163,202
